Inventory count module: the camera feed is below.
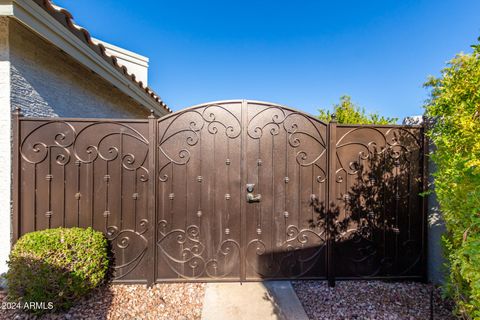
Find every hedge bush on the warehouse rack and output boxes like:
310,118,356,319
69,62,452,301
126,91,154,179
424,38,480,318
6,227,109,314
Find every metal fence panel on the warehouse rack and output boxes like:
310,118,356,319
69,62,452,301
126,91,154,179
12,101,427,285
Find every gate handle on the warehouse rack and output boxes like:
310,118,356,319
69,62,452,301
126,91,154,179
246,184,261,203
247,192,262,203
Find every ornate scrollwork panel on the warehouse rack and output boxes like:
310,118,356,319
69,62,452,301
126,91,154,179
18,119,152,282
155,102,243,280
244,102,328,279
16,100,426,283
333,125,424,278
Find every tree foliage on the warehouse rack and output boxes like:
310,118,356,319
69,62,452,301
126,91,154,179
318,95,398,124
424,38,480,318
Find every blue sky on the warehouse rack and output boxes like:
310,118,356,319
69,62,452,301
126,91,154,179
55,0,480,120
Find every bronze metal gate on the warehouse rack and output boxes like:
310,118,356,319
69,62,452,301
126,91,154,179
13,100,427,285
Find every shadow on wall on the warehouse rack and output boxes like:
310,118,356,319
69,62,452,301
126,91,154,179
426,149,447,285
253,128,425,280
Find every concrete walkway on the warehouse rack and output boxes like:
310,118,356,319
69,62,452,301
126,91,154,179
201,281,308,320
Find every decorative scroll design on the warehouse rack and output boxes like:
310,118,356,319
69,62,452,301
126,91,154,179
19,120,151,280
333,126,423,277
282,225,327,276
73,122,149,168
21,121,76,165
157,222,206,279
244,104,328,279
156,103,243,280
205,239,241,278
245,225,326,278
247,106,327,166
107,219,149,280
157,221,241,279
157,104,242,168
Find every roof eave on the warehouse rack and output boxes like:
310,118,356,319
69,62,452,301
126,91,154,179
5,0,170,115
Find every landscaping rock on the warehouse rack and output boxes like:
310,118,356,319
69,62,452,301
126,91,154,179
292,280,455,320
0,283,205,319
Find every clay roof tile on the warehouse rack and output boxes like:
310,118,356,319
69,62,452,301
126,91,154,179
33,0,172,113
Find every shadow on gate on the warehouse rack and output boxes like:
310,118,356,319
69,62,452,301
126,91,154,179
255,128,425,280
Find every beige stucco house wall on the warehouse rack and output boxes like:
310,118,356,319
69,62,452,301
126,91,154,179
0,15,10,276
0,0,170,274
9,19,150,118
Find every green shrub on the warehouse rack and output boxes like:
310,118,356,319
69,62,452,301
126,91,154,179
318,95,398,124
424,37,480,318
6,227,109,314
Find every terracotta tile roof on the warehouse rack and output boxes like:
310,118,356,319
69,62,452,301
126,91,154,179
33,0,172,113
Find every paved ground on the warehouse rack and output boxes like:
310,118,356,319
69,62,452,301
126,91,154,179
201,281,308,320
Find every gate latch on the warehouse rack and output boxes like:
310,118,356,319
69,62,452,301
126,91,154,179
246,184,261,203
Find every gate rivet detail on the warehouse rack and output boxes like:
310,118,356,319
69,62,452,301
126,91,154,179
283,211,289,218
257,159,262,166
225,159,231,165
225,194,231,200
225,228,230,235
197,176,203,182
45,211,52,217
256,228,262,235
45,174,53,181
169,193,175,200
132,193,138,200
74,192,81,200
75,160,81,166
104,174,110,182
196,210,202,217
103,210,110,217
284,177,289,183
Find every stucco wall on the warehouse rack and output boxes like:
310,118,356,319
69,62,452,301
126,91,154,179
404,116,446,284
9,20,149,118
0,17,11,276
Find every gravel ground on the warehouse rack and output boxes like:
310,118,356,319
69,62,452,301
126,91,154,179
0,283,205,320
292,281,455,320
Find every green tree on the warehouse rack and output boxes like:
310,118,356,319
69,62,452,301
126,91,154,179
424,37,480,318
318,95,398,124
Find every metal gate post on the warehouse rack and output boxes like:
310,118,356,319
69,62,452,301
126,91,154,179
326,115,337,287
12,107,21,243
147,110,157,286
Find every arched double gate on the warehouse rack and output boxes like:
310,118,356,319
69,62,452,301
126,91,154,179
13,100,427,285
